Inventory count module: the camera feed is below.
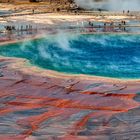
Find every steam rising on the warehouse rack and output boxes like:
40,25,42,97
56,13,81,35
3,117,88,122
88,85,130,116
74,0,140,11
0,33,140,78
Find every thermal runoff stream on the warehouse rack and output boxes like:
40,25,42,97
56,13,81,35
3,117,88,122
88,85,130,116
0,33,140,79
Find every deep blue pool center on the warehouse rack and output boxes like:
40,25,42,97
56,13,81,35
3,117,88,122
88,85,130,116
0,33,140,79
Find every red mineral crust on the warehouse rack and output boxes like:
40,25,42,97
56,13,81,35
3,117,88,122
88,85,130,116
0,58,140,140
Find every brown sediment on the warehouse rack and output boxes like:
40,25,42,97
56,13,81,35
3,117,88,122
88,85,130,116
0,57,140,139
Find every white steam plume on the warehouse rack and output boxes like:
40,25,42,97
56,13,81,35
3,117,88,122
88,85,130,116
74,0,140,11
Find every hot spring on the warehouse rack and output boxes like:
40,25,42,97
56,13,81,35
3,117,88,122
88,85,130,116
0,33,140,79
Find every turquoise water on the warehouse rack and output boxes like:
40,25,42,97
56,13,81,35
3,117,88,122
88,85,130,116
0,33,140,79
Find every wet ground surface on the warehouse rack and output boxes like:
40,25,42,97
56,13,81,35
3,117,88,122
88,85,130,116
0,58,140,140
